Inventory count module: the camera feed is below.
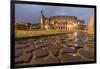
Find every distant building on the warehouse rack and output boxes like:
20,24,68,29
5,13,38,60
40,10,85,31
87,12,94,34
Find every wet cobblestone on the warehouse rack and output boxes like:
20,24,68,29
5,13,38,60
15,32,95,66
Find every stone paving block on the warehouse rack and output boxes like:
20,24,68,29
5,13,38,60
31,56,59,65
87,41,94,45
79,48,94,59
15,49,23,57
33,48,49,58
33,44,46,49
15,53,32,64
45,45,59,56
15,40,26,44
81,59,91,62
54,45,63,49
26,42,33,46
50,42,63,49
67,43,75,47
87,44,94,49
61,54,81,63
61,47,75,53
15,44,28,49
24,46,35,53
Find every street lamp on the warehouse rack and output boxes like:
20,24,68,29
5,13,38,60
25,24,28,37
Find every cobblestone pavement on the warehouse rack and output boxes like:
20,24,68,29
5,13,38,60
15,32,95,67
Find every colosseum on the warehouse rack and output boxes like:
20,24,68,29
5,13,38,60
40,11,85,31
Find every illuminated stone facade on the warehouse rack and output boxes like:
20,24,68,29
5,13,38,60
87,12,94,34
40,11,85,31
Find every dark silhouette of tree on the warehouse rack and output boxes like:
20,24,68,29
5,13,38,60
15,22,41,37
26,22,32,36
15,22,27,30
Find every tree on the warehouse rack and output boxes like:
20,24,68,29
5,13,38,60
15,22,27,30
25,22,32,36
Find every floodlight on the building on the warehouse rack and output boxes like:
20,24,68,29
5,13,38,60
74,24,77,26
45,25,48,29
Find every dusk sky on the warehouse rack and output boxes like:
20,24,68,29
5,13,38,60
15,4,94,24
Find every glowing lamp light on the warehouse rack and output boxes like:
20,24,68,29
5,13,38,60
52,22,54,24
45,25,48,29
74,24,77,26
68,25,73,28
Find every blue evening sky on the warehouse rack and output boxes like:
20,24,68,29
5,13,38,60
15,4,94,24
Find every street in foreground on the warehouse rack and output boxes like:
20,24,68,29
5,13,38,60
15,31,94,67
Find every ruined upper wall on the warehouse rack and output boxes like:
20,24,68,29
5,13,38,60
87,12,94,34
